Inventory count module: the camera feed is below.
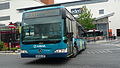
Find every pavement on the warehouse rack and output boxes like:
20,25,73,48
0,50,21,55
88,39,120,48
88,39,119,44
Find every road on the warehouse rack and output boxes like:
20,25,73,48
0,40,120,68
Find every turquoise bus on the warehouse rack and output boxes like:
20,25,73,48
20,6,86,58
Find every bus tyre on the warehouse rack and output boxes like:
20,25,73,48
72,46,78,57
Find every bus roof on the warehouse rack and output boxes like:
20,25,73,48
87,30,101,32
23,6,65,13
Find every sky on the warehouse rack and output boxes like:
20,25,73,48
54,0,80,3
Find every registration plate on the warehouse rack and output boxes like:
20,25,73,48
35,55,46,58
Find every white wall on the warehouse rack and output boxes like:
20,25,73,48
0,8,10,17
0,1,10,25
87,0,120,35
10,0,44,24
0,0,44,25
106,0,120,35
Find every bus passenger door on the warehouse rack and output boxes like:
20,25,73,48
66,32,73,55
66,17,73,55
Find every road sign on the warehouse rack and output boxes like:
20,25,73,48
8,23,16,29
71,8,83,15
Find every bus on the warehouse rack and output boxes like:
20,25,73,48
20,6,86,58
84,30,105,41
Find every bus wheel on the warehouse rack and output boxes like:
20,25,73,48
72,46,78,57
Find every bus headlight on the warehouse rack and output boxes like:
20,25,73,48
54,48,67,53
21,50,28,53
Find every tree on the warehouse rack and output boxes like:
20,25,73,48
77,6,95,30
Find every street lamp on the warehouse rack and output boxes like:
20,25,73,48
93,28,96,42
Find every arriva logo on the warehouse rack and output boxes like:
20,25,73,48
33,45,46,48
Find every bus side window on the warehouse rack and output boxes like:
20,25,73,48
66,18,73,33
66,18,70,33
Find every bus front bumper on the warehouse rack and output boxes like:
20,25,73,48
21,53,68,58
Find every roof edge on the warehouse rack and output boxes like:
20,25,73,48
95,12,115,20
17,0,108,11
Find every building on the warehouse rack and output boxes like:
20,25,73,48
54,0,120,36
0,0,46,26
93,13,114,36
60,0,114,36
83,0,119,36
1,0,118,37
0,0,55,48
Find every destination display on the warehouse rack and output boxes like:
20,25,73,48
24,9,60,19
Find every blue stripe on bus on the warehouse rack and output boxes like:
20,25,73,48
23,6,65,13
